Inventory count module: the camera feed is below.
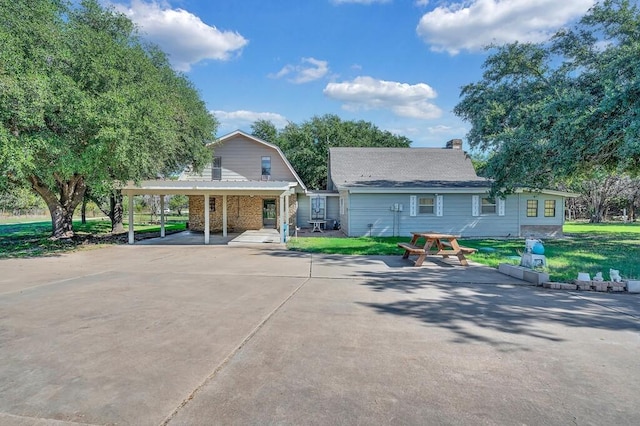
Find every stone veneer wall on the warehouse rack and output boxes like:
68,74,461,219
188,194,298,233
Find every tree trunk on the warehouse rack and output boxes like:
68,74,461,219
110,191,125,234
29,174,86,239
81,196,88,224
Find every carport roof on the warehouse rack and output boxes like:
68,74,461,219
121,180,296,196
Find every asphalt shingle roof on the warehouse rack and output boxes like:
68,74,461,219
329,147,489,189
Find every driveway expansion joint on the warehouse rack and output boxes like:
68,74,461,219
159,276,312,426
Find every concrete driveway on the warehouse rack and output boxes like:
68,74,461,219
0,245,638,425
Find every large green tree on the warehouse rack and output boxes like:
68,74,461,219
252,114,412,189
0,0,215,238
454,0,640,194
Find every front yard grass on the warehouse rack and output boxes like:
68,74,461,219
0,219,186,258
288,222,640,283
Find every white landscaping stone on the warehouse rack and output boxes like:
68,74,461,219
626,280,640,293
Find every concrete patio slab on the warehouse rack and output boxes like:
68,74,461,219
1,245,638,425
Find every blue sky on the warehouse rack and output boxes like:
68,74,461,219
107,0,596,147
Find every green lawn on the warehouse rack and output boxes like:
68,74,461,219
3,218,639,283
288,222,640,283
0,218,186,258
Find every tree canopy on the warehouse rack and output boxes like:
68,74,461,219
454,0,640,194
251,114,412,189
0,0,216,237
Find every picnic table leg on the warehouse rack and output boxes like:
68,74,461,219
414,252,427,266
402,250,411,260
436,239,450,259
457,253,469,266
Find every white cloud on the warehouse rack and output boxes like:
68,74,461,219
417,0,595,54
212,110,289,131
269,57,329,84
414,0,429,6
323,76,442,119
113,0,248,71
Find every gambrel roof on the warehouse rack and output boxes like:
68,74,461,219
329,147,489,190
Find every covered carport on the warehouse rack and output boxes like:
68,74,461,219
121,180,297,244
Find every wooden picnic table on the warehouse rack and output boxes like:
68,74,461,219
397,232,477,266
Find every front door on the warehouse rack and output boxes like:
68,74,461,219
263,199,276,228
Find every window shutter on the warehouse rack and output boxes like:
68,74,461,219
498,198,506,216
339,197,344,215
472,195,479,216
436,195,443,217
409,195,417,217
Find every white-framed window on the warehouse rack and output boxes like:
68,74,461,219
261,156,271,180
310,196,326,220
418,197,434,214
481,197,496,214
212,156,221,180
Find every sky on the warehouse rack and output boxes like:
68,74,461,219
106,0,597,148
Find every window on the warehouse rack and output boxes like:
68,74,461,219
261,156,271,179
526,200,538,217
209,197,216,212
310,197,326,220
418,197,434,214
212,156,221,180
544,200,556,217
481,197,496,214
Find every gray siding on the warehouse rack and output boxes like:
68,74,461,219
340,191,349,235
518,194,565,226
182,134,298,182
346,193,521,237
297,194,311,226
296,193,340,229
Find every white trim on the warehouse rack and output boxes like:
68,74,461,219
436,195,443,217
204,194,210,245
344,186,490,194
498,198,506,216
339,197,344,215
128,194,134,244
160,195,165,237
222,195,228,237
472,195,480,217
516,188,579,198
409,195,417,217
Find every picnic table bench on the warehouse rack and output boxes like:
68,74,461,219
398,232,477,266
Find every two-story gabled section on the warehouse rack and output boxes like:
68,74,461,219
122,130,305,243
181,130,305,234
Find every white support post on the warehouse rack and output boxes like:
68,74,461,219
279,194,285,243
285,193,290,239
160,195,166,238
204,194,210,245
222,194,228,237
128,193,134,244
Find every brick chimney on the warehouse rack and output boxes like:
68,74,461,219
446,139,463,150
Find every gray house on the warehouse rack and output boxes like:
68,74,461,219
124,133,571,243
304,140,572,238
